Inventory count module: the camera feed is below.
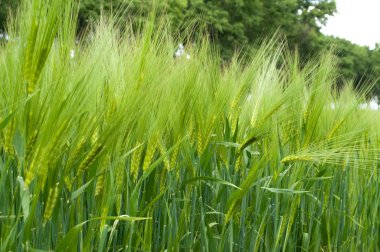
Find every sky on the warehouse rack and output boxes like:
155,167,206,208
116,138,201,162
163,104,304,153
321,0,380,49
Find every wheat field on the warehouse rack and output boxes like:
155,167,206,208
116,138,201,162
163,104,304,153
1,1,380,251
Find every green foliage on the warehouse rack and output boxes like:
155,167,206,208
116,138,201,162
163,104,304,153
73,0,337,59
324,36,380,95
370,44,380,94
0,0,19,30
167,0,336,58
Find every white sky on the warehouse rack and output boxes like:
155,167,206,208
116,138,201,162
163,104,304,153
321,0,380,49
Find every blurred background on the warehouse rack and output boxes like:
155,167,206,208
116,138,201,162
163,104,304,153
1,0,379,96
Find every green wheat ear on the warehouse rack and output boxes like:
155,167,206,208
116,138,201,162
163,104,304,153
142,137,157,172
43,183,60,222
131,143,143,181
281,154,314,163
95,172,105,197
77,143,104,176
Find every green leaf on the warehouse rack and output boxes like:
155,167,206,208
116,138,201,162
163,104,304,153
17,176,30,220
225,157,266,223
0,92,38,129
140,187,168,216
24,248,51,252
0,111,15,130
70,175,97,201
55,216,151,252
181,176,242,190
216,142,241,148
261,187,310,194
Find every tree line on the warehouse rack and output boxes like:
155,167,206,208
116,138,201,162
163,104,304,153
1,0,379,95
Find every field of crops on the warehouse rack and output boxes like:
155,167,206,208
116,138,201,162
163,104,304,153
1,1,380,251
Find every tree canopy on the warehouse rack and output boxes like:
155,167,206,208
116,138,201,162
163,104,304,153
0,0,18,32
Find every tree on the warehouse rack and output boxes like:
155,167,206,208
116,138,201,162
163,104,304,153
0,0,19,30
74,0,335,59
369,44,380,95
167,0,336,58
322,36,380,95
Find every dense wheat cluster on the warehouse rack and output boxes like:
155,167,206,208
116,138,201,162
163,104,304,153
1,1,380,251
